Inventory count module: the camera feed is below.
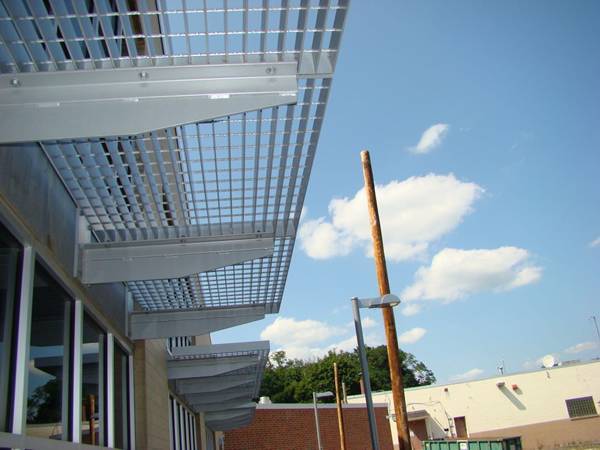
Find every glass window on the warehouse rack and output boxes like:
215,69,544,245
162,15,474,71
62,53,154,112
566,396,598,418
81,313,105,445
0,223,21,431
114,342,130,449
26,264,72,440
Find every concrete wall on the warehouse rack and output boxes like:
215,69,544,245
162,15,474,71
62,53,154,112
472,416,600,450
134,339,171,450
349,361,600,450
223,403,393,450
0,143,128,335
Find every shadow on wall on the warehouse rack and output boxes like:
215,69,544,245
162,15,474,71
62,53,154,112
427,418,450,439
498,385,526,411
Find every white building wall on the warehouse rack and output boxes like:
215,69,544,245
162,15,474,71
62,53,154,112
349,360,600,442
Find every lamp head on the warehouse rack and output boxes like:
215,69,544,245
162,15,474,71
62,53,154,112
315,391,334,400
353,294,401,309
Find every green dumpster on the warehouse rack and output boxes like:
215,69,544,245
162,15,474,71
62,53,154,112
424,437,522,450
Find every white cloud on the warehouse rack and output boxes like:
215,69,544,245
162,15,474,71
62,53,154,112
300,206,308,222
590,237,600,248
451,368,483,381
362,317,378,329
564,341,598,354
298,217,354,259
402,247,542,302
260,316,384,361
401,303,422,317
398,327,427,344
299,174,483,262
409,124,450,154
260,317,345,347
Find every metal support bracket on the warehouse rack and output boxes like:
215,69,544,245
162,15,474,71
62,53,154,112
204,407,256,423
191,399,256,413
80,234,274,284
167,356,258,380
129,305,266,340
184,387,254,405
0,61,297,143
175,375,255,395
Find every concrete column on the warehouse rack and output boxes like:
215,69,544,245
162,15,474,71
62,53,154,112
198,412,208,450
134,339,171,450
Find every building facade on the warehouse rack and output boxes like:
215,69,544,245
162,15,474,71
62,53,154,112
0,1,349,449
224,403,394,450
348,360,600,450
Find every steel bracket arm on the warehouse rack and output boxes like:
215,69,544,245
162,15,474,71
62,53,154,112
0,61,297,143
129,305,266,340
167,356,258,379
79,234,274,284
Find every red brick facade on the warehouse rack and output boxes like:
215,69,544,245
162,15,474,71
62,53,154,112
224,404,393,450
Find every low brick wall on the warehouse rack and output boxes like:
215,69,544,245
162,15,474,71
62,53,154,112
224,403,393,450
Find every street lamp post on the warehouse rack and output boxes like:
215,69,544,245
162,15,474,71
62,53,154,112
313,390,334,450
352,294,401,450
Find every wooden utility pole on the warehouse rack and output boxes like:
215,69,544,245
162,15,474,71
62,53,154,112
88,394,96,445
333,362,347,450
360,150,412,450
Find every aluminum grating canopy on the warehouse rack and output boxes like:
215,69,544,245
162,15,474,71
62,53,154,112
0,0,348,313
169,341,269,421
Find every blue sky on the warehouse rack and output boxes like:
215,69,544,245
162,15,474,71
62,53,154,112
214,0,600,383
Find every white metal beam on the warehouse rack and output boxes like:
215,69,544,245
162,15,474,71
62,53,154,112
0,62,298,143
191,399,256,413
130,306,266,340
11,246,34,435
106,333,115,448
175,375,255,395
171,341,270,358
71,300,83,443
168,356,258,380
204,415,254,431
204,407,255,424
184,387,254,405
80,235,274,284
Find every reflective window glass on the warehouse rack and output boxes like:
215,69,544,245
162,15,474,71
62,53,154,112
0,223,21,431
114,343,130,449
26,264,72,440
82,313,105,445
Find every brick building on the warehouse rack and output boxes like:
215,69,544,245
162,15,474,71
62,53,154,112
225,403,394,450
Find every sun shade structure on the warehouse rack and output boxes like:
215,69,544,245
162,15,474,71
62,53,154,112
0,1,349,330
168,341,269,430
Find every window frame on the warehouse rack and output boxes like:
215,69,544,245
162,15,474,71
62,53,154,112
169,394,199,450
0,220,136,449
565,396,598,419
0,223,23,432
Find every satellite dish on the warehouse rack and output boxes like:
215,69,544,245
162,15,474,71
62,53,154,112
542,354,556,369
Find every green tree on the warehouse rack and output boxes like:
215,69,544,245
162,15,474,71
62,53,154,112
259,345,435,403
27,379,61,423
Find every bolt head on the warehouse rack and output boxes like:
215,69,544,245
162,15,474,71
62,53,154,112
10,78,20,87
139,71,149,80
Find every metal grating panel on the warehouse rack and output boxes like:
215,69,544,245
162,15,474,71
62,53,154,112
170,341,269,398
565,396,598,419
0,0,348,313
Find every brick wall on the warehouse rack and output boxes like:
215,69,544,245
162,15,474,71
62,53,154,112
224,404,393,450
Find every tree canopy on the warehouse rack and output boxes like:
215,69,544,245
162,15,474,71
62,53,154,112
260,345,435,403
